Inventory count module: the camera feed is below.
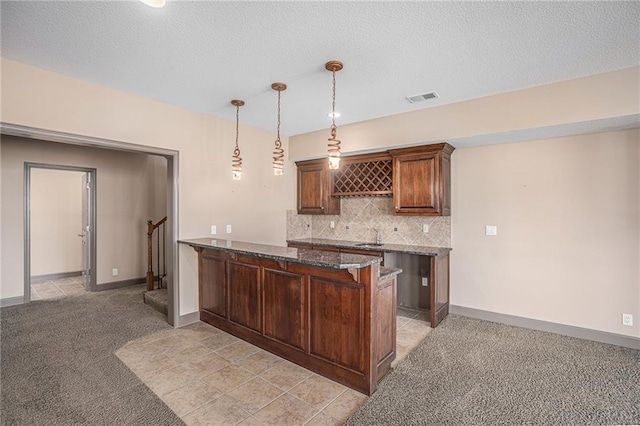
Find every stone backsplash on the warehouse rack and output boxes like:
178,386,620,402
287,197,451,247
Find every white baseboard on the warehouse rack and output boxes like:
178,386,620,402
449,305,639,350
0,296,25,308
176,311,200,327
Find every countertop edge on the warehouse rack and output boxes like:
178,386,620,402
179,238,382,270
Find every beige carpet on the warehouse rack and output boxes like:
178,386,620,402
1,285,184,425
346,315,640,425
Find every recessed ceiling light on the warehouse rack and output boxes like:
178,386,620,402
328,112,341,118
140,0,166,8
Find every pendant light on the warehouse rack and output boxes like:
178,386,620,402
271,82,287,176
231,99,244,180
326,60,343,170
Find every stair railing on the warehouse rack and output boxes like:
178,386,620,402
146,216,167,291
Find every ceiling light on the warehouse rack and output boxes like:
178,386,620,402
140,0,166,8
325,60,343,170
271,82,287,176
231,99,244,180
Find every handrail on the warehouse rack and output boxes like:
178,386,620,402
147,216,167,291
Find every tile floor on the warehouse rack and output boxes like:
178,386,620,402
30,275,86,300
117,307,432,426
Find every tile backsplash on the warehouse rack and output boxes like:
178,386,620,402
287,197,451,247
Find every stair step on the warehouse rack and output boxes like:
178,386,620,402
143,289,168,316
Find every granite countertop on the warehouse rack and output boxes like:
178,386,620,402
379,267,402,281
179,238,381,270
287,238,452,257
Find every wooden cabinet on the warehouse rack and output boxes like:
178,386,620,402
389,143,454,216
296,158,340,215
193,246,393,395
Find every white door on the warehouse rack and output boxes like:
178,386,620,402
81,172,92,289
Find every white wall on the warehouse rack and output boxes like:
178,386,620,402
0,58,296,315
451,129,639,337
30,168,84,276
1,136,167,294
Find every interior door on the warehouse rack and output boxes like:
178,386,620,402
81,172,92,290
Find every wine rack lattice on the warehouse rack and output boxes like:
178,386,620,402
333,160,393,197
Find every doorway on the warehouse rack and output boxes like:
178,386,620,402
25,164,97,301
3,122,180,326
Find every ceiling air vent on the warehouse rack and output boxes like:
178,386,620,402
406,91,439,103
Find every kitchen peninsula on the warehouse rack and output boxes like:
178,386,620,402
179,238,401,395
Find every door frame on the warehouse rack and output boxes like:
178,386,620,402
25,163,97,294
2,122,180,326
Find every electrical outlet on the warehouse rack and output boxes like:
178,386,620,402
211,225,217,235
622,313,633,326
226,225,232,233
485,225,498,236
112,268,118,276
422,224,429,233
330,221,335,229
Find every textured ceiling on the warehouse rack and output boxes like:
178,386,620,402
1,1,639,137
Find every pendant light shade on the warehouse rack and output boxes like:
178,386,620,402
271,82,287,176
326,60,343,170
231,99,244,180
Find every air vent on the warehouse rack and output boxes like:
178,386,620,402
406,91,439,103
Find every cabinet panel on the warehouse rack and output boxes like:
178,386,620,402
296,159,340,215
390,143,454,216
200,255,227,317
263,269,306,350
228,261,261,332
396,154,438,211
374,276,396,378
309,278,364,371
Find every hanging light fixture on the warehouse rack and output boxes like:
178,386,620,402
231,99,245,180
271,82,287,176
326,60,343,170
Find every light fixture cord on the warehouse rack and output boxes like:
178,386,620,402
232,103,242,171
235,104,240,152
276,89,281,146
331,70,337,135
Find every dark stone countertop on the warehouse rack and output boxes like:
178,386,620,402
287,238,452,257
379,267,403,281
179,238,381,270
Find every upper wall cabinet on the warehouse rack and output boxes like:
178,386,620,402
296,158,340,215
389,143,455,216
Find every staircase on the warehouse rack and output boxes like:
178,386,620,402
143,278,168,315
143,216,168,316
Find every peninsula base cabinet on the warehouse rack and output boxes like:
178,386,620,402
194,247,395,395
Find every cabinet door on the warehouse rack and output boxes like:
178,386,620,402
228,261,261,332
263,269,306,350
393,151,441,215
296,159,340,215
309,278,365,371
200,253,227,318
298,164,325,214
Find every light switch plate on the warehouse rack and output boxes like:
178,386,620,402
330,221,335,229
211,225,217,235
422,224,429,233
485,225,498,236
226,225,232,233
